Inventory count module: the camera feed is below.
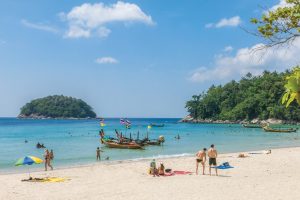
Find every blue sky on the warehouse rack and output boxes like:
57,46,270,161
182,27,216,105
1,0,297,118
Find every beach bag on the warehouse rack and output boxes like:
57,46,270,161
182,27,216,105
165,168,172,173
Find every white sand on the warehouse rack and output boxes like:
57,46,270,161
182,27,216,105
1,147,300,200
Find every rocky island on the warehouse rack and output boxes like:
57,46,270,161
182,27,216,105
18,95,97,119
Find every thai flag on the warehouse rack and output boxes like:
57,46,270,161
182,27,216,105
125,119,131,125
120,119,126,125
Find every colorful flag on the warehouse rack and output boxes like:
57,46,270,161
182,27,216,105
125,119,131,125
120,119,126,125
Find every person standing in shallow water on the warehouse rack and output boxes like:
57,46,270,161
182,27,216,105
96,147,104,161
208,144,218,176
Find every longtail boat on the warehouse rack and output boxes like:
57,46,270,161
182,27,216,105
262,126,297,133
150,123,165,127
242,124,261,128
143,139,162,146
101,138,143,149
100,130,143,149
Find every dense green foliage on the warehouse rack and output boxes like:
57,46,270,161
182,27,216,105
20,95,96,118
251,0,300,47
186,71,300,121
282,67,300,107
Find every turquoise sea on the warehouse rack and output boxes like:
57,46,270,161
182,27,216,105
0,118,299,173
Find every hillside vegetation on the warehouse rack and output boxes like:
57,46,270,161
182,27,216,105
19,95,96,118
186,71,300,121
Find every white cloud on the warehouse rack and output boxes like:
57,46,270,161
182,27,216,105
97,27,111,38
270,0,290,11
66,25,90,38
95,57,119,64
223,46,234,52
206,16,242,28
62,1,154,38
190,39,300,83
21,19,59,34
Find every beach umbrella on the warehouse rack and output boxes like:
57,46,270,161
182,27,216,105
15,156,43,166
15,156,43,178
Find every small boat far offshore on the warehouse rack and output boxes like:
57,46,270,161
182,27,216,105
150,123,165,127
242,124,262,128
262,126,297,133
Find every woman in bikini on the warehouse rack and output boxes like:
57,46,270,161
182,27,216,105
196,148,207,175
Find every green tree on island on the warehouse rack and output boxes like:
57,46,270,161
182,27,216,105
19,95,97,118
185,71,300,121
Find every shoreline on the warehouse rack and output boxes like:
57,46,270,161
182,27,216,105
1,146,300,200
180,116,300,125
2,144,300,176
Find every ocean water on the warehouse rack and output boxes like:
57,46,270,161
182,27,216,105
0,118,299,173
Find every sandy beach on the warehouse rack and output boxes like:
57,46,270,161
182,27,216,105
0,147,299,200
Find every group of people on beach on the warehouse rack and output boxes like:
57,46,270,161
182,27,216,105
149,160,165,177
148,144,218,177
196,144,218,176
44,149,54,171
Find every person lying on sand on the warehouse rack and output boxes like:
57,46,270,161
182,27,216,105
208,144,218,176
196,148,207,175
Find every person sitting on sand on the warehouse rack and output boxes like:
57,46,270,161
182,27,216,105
208,144,218,176
196,148,207,175
158,162,165,175
150,159,158,177
96,147,104,161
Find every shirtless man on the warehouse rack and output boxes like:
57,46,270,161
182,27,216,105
96,147,104,161
208,144,218,176
196,148,207,175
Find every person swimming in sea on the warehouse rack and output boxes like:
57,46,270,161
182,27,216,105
175,134,181,140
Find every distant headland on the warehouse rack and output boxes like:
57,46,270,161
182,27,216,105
18,95,97,119
183,71,300,125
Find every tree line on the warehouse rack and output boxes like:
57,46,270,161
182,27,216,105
186,71,300,121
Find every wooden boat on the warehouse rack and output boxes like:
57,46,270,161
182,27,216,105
101,138,143,149
150,123,165,127
262,126,297,133
100,130,143,149
242,124,262,128
143,139,161,146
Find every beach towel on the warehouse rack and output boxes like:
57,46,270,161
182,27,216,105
211,162,234,170
22,177,70,183
173,171,192,175
162,171,192,176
